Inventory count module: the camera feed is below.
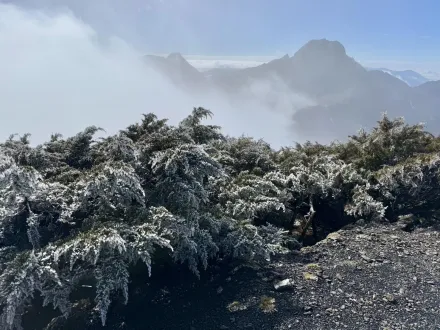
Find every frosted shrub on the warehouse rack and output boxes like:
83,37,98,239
0,109,437,329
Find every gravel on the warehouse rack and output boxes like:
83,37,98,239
40,222,440,330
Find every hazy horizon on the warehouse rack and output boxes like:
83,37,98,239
1,1,440,149
4,0,440,71
0,3,316,149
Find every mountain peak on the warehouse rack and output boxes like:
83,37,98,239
167,52,186,62
294,39,347,59
287,39,366,99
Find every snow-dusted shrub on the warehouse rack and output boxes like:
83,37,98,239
0,108,286,329
1,108,438,330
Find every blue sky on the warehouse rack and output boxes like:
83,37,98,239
134,0,440,58
3,0,440,72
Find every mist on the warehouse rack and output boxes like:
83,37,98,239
0,3,316,149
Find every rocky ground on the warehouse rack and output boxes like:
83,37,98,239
29,221,440,330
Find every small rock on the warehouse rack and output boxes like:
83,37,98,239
336,273,344,282
383,293,397,304
356,234,369,240
274,278,295,291
217,286,223,294
325,308,336,315
360,254,373,262
327,232,342,241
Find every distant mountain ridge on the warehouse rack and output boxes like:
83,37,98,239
365,67,431,87
142,39,440,143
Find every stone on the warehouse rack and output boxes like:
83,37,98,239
274,278,295,291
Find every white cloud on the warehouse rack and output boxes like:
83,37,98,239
0,4,189,143
183,55,277,70
419,70,440,81
0,3,312,149
187,59,266,71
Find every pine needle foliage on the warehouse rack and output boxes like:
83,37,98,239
1,108,440,329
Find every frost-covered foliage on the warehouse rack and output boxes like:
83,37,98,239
1,108,440,329
215,170,288,261
210,136,277,175
374,153,440,221
333,114,440,171
220,171,286,221
344,183,387,221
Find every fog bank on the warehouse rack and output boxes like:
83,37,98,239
0,4,313,149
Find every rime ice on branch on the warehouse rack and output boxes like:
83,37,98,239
1,110,440,329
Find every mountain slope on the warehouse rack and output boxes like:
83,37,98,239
143,53,207,90
415,80,440,98
270,40,440,141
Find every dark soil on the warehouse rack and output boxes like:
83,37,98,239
25,222,440,330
